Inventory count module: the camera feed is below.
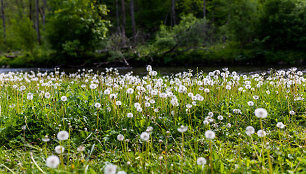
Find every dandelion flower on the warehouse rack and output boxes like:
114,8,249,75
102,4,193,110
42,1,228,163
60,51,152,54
205,130,215,140
247,101,254,106
126,88,134,94
44,92,51,99
257,130,266,137
46,155,60,168
27,93,33,100
61,96,67,102
217,115,223,120
42,135,50,142
127,113,133,118
197,157,207,165
276,122,285,129
57,131,69,141
77,145,86,152
140,132,150,142
117,171,127,174
104,164,117,174
55,145,65,154
289,110,295,115
177,125,188,133
255,108,268,118
95,103,101,109
245,126,255,136
117,134,124,141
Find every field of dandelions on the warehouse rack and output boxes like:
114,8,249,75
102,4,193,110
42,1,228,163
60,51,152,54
0,66,305,174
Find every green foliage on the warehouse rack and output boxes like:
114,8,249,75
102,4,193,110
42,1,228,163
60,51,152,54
155,14,213,52
47,0,110,57
257,0,306,50
6,17,37,52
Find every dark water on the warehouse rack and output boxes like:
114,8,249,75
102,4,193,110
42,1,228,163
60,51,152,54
0,66,305,75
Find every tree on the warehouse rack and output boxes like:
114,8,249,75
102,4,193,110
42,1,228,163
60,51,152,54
171,0,176,26
47,0,110,58
35,0,41,44
130,0,136,40
0,0,5,39
121,0,126,45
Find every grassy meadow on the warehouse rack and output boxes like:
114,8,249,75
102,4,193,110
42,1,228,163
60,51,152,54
0,66,305,173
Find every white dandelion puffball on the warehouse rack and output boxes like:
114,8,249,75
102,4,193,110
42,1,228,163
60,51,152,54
117,171,127,174
245,126,255,136
205,130,216,140
95,103,101,109
44,92,51,99
116,101,122,106
177,125,188,133
126,88,134,94
197,157,207,165
57,130,69,141
46,155,60,168
127,113,133,118
289,110,295,115
276,122,285,129
55,145,65,154
42,135,50,142
247,101,254,106
61,96,67,102
255,108,268,118
27,93,34,100
77,145,86,152
104,164,117,174
140,132,150,142
257,130,266,137
117,134,124,141
217,115,223,120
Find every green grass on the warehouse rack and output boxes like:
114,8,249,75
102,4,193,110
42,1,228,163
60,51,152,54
0,67,305,173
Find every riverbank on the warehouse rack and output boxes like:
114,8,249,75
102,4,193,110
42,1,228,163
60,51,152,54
0,48,305,68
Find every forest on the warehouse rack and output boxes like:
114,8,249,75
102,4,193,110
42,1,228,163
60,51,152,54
0,0,305,67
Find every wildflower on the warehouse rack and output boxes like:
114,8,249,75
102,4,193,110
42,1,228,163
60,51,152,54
104,164,117,174
146,126,153,133
90,84,98,89
140,132,150,142
245,126,255,136
205,130,216,140
117,171,127,174
27,93,33,100
127,113,133,118
137,107,143,112
217,115,223,120
57,131,69,141
55,145,65,154
42,135,50,142
117,134,124,141
95,103,101,109
21,125,26,130
247,101,254,106
44,92,51,99
208,112,213,117
126,88,134,94
197,157,207,165
61,96,67,102
77,145,86,152
289,110,295,115
257,130,266,137
255,108,268,118
116,101,122,106
46,155,60,168
177,125,188,133
276,122,285,129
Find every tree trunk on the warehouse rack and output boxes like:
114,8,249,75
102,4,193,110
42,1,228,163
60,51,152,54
121,0,126,45
116,0,121,34
171,0,176,26
35,0,41,44
130,0,136,41
0,0,5,39
203,0,206,18
42,0,46,26
29,0,32,20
